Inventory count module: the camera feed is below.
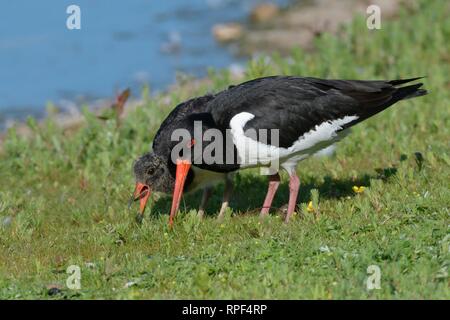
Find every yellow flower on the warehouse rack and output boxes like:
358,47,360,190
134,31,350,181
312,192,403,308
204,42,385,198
352,186,365,194
307,201,314,213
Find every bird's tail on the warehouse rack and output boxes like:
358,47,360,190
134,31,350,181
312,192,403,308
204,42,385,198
339,77,428,130
389,77,428,101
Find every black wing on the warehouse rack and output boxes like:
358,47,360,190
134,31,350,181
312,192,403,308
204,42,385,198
206,76,426,148
152,94,215,155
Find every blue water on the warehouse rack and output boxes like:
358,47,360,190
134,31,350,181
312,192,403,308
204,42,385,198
0,0,290,126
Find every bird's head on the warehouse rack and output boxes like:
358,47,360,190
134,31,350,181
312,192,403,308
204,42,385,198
131,152,174,215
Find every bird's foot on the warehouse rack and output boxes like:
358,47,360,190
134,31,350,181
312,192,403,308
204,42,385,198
260,207,270,217
217,202,229,221
197,209,205,219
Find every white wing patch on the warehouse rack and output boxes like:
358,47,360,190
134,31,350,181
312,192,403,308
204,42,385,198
287,115,358,154
229,112,358,169
230,112,283,167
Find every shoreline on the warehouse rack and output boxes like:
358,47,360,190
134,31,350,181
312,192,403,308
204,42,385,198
0,0,406,145
233,0,404,55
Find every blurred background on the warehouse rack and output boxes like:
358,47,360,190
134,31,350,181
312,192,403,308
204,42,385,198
0,0,292,128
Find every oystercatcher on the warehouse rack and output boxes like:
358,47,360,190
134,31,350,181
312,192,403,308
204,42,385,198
132,76,427,225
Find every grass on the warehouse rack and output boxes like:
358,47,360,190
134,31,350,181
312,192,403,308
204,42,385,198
0,0,449,299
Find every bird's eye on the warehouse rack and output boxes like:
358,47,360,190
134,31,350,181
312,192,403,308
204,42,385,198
147,168,155,175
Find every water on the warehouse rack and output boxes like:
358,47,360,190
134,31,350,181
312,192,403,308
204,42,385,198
0,0,290,127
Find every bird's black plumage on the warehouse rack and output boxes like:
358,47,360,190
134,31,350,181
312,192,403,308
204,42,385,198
152,94,215,156
205,76,427,148
146,75,426,178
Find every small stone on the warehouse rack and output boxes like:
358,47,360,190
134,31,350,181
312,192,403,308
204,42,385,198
250,3,279,23
212,23,243,42
46,284,63,296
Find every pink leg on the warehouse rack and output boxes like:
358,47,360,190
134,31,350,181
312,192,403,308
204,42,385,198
285,172,300,223
260,173,281,216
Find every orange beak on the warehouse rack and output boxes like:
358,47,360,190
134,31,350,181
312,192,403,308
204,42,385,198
133,182,151,217
168,160,191,227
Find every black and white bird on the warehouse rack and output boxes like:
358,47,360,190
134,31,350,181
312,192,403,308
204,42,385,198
132,76,427,226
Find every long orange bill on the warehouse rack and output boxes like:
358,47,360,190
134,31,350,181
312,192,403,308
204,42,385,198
133,182,151,217
169,160,191,227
